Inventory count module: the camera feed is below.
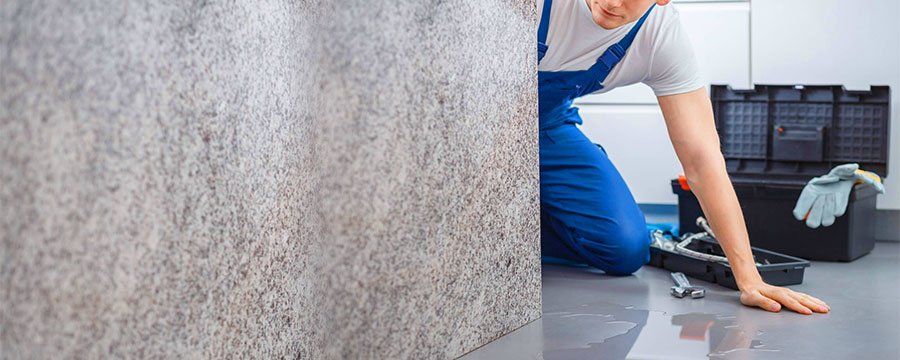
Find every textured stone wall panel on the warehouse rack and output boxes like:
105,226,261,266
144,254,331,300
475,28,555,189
1,1,323,358
316,1,540,358
1,0,538,359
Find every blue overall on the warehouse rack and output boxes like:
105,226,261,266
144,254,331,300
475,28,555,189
538,0,654,275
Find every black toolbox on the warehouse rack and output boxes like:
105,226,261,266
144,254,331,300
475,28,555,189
648,235,810,290
673,85,890,262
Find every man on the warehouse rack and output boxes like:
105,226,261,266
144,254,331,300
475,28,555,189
537,0,830,314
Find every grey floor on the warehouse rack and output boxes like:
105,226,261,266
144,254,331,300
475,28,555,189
462,242,900,359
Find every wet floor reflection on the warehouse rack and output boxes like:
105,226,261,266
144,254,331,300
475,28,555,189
462,301,779,360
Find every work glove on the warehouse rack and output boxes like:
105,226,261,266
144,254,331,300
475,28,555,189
792,163,885,228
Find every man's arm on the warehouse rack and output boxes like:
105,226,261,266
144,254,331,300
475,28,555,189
657,88,829,315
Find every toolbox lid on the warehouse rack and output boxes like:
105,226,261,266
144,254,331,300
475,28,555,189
711,85,890,185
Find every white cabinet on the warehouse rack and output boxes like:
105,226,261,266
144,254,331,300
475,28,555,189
751,0,898,89
751,0,900,209
678,1,751,90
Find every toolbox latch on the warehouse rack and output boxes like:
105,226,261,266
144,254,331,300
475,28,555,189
771,124,825,162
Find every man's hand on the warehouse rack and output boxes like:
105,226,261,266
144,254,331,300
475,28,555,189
738,280,830,315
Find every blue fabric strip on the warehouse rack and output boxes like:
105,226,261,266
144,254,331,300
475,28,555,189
537,0,553,45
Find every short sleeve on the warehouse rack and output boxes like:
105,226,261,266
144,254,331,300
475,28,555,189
643,9,706,97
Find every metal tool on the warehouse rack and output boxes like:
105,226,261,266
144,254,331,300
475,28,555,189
696,216,716,238
670,272,706,299
650,229,677,252
675,217,762,266
674,232,729,264
648,217,729,265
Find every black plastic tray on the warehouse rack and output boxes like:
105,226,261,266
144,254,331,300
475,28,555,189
648,236,811,290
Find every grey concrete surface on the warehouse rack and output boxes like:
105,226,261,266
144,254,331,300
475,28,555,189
463,242,900,359
1,1,539,359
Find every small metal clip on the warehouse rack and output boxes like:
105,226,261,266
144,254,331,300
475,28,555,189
670,272,705,299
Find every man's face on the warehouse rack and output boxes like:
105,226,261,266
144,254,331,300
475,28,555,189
585,0,670,29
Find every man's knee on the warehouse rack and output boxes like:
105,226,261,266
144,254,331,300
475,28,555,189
599,218,650,276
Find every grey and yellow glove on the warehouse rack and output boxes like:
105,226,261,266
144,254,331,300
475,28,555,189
792,163,885,228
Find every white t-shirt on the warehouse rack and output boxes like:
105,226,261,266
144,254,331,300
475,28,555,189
538,0,705,97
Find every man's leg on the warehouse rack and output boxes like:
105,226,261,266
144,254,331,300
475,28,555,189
539,124,650,276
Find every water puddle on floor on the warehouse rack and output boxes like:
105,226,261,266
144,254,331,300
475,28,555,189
462,301,779,360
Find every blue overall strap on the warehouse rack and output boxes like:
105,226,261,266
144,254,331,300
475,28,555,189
537,0,553,62
537,0,553,45
595,3,655,71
